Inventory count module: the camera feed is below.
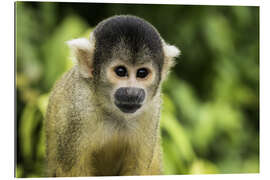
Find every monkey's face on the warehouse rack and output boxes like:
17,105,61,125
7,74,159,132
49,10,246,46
68,15,180,115
96,57,161,115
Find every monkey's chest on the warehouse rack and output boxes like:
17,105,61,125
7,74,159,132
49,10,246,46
90,139,135,176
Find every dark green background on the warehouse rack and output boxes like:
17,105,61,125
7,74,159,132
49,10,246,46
16,2,259,177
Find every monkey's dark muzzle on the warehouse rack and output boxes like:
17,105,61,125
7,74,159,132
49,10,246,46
114,87,145,113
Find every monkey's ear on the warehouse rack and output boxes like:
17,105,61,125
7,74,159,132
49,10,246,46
66,37,95,78
161,41,180,81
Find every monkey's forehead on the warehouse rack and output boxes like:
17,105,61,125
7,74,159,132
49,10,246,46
93,15,164,59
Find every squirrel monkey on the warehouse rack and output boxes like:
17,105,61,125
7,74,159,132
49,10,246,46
45,15,180,177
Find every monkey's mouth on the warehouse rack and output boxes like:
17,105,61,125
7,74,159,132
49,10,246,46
115,102,142,113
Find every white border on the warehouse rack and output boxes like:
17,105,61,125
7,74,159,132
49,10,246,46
260,0,270,179
0,0,15,179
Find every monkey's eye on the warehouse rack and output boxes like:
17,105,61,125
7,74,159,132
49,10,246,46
136,68,149,79
114,66,128,77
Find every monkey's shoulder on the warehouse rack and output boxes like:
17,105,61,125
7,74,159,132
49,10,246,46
49,66,93,100
47,66,95,122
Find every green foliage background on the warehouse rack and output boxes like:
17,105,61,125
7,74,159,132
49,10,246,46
16,2,259,177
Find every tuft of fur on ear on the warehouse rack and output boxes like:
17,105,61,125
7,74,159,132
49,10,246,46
66,36,95,78
162,41,180,81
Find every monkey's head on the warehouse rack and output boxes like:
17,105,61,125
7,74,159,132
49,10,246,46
67,15,180,115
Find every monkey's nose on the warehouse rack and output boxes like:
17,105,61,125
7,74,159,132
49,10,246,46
114,87,145,113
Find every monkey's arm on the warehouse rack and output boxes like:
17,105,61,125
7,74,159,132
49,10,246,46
148,136,163,175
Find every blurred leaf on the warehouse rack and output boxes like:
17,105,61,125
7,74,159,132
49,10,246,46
192,103,216,153
203,14,234,55
164,75,200,123
37,125,46,160
242,156,259,173
232,6,252,28
16,73,29,90
16,165,23,178
190,159,218,174
42,15,88,89
40,2,57,31
19,104,39,160
214,102,243,135
36,94,48,160
16,2,43,83
161,95,195,162
37,93,49,117
162,137,181,174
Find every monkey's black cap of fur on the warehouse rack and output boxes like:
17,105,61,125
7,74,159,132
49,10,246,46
93,15,164,66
